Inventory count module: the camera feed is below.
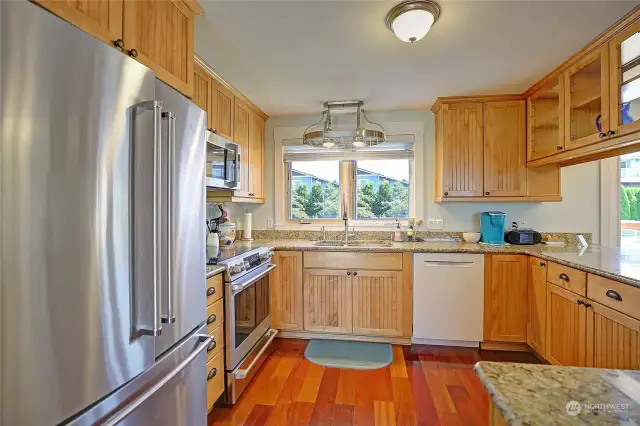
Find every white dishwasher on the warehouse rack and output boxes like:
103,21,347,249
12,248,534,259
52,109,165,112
412,253,484,346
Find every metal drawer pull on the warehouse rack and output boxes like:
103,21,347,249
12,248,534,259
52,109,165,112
606,289,623,302
207,340,217,352
234,330,279,380
207,314,217,324
207,287,216,296
559,273,569,281
539,262,545,267
207,368,217,381
103,335,212,426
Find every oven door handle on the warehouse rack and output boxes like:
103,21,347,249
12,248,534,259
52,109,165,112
233,330,279,380
230,264,276,293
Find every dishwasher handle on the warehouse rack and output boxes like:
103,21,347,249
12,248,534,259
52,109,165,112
423,260,474,268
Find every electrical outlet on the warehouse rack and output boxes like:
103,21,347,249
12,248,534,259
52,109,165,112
516,220,526,229
426,218,444,230
267,218,274,229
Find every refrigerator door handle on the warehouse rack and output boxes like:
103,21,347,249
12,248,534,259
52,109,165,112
137,100,164,337
161,111,176,325
102,334,213,426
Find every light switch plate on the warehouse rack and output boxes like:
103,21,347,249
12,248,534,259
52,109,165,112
267,218,274,229
426,218,444,230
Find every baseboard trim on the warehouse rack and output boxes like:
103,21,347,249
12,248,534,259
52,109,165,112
411,338,480,348
480,341,531,352
277,330,412,345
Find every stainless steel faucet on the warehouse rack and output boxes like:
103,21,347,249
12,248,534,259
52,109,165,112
321,226,327,241
343,204,349,241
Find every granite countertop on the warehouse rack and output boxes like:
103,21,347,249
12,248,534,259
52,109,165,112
206,264,225,278
225,239,640,288
474,361,640,425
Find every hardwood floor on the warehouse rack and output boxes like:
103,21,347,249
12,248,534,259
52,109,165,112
208,339,541,426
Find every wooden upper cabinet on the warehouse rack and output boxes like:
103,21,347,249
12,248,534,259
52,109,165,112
610,21,640,138
213,81,234,141
123,0,196,98
271,251,303,331
527,257,547,357
234,98,251,196
546,283,587,366
435,103,484,198
249,112,265,200
564,46,610,150
352,270,404,337
483,254,528,343
483,101,527,197
193,64,213,130
33,0,123,47
303,269,353,334
586,300,640,369
528,76,565,161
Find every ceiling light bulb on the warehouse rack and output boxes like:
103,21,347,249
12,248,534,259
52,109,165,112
385,0,440,44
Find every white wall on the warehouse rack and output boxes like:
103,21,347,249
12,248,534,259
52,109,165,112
224,110,601,243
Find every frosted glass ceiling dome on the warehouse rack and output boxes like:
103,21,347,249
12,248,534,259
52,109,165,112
385,0,440,44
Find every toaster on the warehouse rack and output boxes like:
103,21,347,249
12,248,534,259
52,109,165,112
505,229,542,245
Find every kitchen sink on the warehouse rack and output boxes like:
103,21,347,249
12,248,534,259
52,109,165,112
346,240,394,247
313,241,345,247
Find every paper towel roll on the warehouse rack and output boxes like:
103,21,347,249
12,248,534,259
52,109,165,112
243,211,253,240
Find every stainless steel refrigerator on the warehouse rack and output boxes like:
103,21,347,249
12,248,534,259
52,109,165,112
1,1,208,425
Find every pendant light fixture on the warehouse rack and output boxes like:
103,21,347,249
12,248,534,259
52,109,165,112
385,0,440,43
303,101,386,149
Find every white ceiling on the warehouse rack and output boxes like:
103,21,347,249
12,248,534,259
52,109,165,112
195,0,636,117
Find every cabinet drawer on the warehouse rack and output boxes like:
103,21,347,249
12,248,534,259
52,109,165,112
587,274,640,320
206,300,223,335
206,350,224,412
303,252,402,271
547,262,586,296
206,325,224,362
206,273,223,306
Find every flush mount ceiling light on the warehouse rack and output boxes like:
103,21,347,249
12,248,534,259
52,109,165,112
303,101,386,149
385,0,440,43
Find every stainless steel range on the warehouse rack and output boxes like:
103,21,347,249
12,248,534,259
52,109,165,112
217,246,277,404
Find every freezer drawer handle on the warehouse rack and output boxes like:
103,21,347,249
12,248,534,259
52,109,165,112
207,314,217,325
234,330,279,380
207,368,217,381
102,334,213,426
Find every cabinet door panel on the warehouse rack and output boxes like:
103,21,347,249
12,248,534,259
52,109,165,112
564,46,610,150
193,64,212,130
214,82,234,141
352,270,403,337
586,300,640,369
527,257,547,357
123,0,194,97
234,98,251,196
484,255,528,342
528,77,565,160
546,284,587,366
303,269,352,334
272,251,303,331
34,0,123,47
483,101,527,196
610,20,640,138
249,112,265,199
439,103,484,197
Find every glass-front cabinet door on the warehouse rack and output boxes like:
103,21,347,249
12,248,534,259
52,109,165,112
564,46,610,150
610,21,640,138
528,75,565,161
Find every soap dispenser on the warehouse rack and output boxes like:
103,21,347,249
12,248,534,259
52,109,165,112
392,221,404,242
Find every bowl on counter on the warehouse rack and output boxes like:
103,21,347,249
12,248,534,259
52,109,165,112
218,222,237,246
462,232,481,243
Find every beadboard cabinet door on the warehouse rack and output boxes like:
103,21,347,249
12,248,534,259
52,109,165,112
352,270,404,337
123,0,195,97
483,101,527,197
586,300,640,369
33,0,123,48
303,269,353,334
193,64,213,130
233,98,251,197
249,112,265,200
213,81,234,141
546,283,587,366
271,251,303,331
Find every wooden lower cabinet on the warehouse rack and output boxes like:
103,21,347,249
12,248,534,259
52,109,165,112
303,269,353,334
271,251,303,331
484,255,528,342
206,350,224,412
586,300,640,369
527,257,547,356
352,270,403,337
546,283,587,366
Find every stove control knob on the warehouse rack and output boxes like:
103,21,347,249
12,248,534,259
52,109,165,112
244,261,251,270
230,264,242,274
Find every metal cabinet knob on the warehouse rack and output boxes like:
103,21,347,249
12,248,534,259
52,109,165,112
353,271,358,276
113,39,124,50
607,130,616,137
606,289,622,301
207,314,217,324
346,271,351,275
557,146,563,151
249,193,255,196
129,48,138,58
207,340,217,352
207,287,216,296
539,262,545,267
485,192,490,196
577,300,584,306
444,192,449,196
559,273,569,281
584,303,592,308
207,368,217,381
599,132,607,138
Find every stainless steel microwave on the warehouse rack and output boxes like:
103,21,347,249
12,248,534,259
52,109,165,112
206,131,240,190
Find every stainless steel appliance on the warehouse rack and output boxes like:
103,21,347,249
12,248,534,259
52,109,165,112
1,2,208,425
216,246,277,404
206,131,241,190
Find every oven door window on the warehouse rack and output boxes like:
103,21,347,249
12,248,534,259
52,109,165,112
234,275,270,349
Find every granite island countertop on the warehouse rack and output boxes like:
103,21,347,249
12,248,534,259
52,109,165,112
474,361,640,425
221,239,640,288
206,264,225,278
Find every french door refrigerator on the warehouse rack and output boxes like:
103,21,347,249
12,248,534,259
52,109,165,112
0,1,208,425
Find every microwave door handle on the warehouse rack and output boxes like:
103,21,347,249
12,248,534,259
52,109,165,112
161,112,176,324
232,148,241,189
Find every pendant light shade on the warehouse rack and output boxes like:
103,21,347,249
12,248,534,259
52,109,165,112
386,0,440,43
